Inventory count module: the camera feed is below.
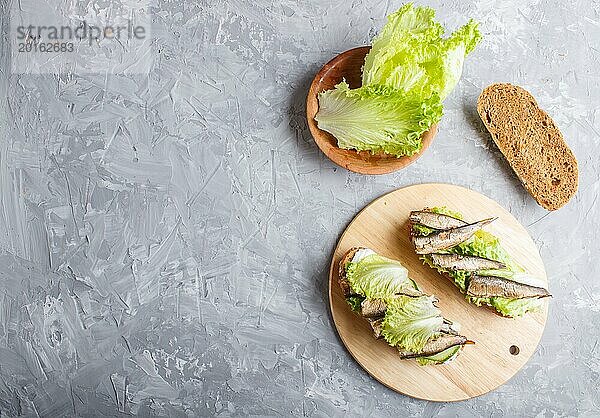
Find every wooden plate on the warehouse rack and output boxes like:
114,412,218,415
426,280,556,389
306,46,438,175
329,183,549,401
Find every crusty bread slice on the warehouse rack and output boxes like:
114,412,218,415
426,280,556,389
338,247,385,338
338,247,362,298
477,83,578,211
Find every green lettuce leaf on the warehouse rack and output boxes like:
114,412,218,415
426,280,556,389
369,4,444,45
345,253,413,298
315,81,443,157
362,4,481,100
362,4,443,89
346,295,365,312
490,297,545,317
424,19,481,100
429,206,464,220
315,4,481,158
381,295,443,352
345,249,461,364
450,230,518,270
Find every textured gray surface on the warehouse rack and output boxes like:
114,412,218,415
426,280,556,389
0,0,599,416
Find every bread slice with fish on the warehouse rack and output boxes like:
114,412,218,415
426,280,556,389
337,247,472,364
408,208,551,318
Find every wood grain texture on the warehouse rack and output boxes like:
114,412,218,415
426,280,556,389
306,46,437,175
329,183,549,402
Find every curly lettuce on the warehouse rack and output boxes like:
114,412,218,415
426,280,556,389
489,297,545,317
363,4,481,101
381,295,443,352
315,4,481,157
346,295,365,312
315,81,442,157
451,230,518,271
345,253,413,298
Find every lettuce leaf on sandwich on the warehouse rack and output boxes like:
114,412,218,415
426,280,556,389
345,252,415,298
381,295,443,352
343,250,468,364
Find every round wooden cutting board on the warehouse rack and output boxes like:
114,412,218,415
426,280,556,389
329,183,549,402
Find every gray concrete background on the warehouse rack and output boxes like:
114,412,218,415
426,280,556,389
0,0,599,416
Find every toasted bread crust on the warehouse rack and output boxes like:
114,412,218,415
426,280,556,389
477,83,578,211
338,247,363,297
339,247,387,338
